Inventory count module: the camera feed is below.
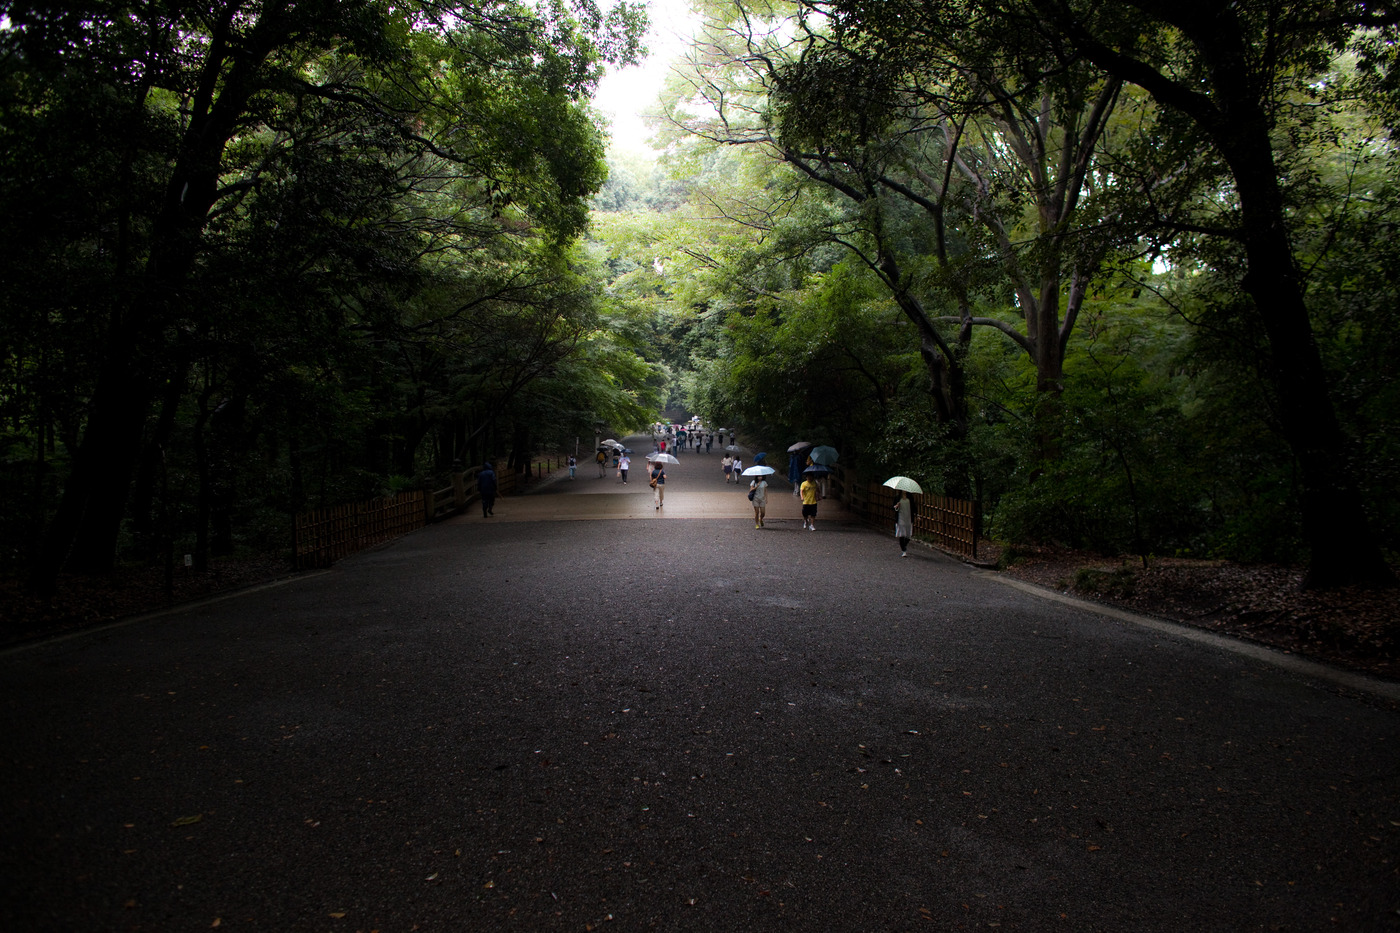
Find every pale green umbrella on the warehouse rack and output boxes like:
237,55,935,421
883,476,924,495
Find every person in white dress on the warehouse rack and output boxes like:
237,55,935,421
894,491,913,556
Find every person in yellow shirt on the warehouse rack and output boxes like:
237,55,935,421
800,475,820,531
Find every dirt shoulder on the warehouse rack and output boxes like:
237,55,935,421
984,544,1399,682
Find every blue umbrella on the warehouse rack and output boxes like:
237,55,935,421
753,452,767,463
809,445,838,465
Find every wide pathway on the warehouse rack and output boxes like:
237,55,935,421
468,434,852,525
2,435,1397,931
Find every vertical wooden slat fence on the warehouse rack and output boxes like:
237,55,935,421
294,490,426,570
843,472,979,560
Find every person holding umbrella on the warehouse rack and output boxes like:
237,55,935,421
895,491,912,556
650,459,667,508
744,465,774,527
787,442,810,497
884,476,924,556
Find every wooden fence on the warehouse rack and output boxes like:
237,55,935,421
294,490,428,570
296,459,566,569
842,473,980,560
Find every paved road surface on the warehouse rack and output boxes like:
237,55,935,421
3,435,1398,931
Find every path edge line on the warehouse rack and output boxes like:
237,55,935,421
978,571,1400,704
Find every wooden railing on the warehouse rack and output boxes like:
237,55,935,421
294,491,427,570
842,471,980,560
294,457,568,569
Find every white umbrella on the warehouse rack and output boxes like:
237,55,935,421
787,441,813,452
883,476,924,495
725,444,741,452
647,452,680,464
601,438,620,447
741,465,776,476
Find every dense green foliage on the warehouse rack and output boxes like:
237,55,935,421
628,0,1400,581
0,0,654,588
4,0,1397,599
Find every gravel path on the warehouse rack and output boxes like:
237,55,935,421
3,436,1398,931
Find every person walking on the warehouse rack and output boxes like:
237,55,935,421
732,455,742,480
749,474,769,528
650,462,666,509
618,453,630,484
596,449,606,478
722,454,733,483
477,462,498,517
568,454,576,480
894,490,913,556
800,473,820,530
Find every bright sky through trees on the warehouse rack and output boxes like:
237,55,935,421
594,0,698,156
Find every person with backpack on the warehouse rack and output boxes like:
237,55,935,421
650,462,666,509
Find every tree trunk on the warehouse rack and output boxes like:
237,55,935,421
1205,61,1391,585
1235,187,1391,586
31,342,153,592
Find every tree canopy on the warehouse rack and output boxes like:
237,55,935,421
2,0,1397,605
0,0,652,593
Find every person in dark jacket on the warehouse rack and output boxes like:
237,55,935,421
478,463,498,517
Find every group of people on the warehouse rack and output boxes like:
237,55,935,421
652,423,717,455
744,469,822,530
479,432,911,556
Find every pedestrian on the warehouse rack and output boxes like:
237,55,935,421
894,490,912,556
619,453,630,484
612,449,620,470
706,434,713,453
568,454,576,479
732,455,742,480
650,462,666,509
596,449,606,477
477,462,498,517
749,474,769,528
800,472,820,530
722,454,733,483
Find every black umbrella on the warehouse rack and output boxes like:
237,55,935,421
803,464,833,476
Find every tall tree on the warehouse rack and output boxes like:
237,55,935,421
1,0,644,592
809,0,1396,586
